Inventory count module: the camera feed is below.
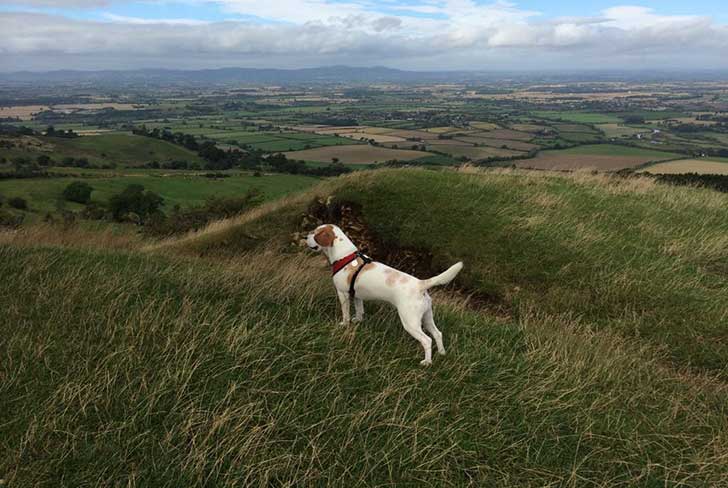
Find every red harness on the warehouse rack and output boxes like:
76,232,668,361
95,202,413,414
331,251,359,276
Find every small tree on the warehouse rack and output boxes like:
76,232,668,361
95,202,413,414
63,181,93,204
36,154,52,166
108,184,164,222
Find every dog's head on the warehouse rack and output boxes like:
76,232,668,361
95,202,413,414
306,224,339,252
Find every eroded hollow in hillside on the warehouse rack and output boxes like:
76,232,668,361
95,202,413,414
296,195,508,314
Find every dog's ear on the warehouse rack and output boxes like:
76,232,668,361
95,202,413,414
314,225,336,247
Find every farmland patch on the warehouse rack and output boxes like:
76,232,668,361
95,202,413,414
428,145,523,160
283,145,431,164
640,159,728,175
518,144,681,171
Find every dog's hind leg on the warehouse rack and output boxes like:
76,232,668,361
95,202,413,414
423,305,445,356
398,306,432,366
337,291,351,325
353,298,364,323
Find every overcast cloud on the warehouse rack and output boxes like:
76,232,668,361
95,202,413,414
1,1,727,71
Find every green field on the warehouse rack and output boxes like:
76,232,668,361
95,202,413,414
2,169,726,486
559,131,604,142
0,172,319,214
0,133,204,167
597,123,649,138
532,111,623,124
202,130,358,151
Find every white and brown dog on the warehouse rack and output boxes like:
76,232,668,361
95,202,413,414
307,224,463,365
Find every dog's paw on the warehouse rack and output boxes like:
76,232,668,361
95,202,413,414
438,349,446,356
338,320,350,326
420,359,432,366
352,317,363,323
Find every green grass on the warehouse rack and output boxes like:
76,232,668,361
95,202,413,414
409,154,461,166
0,172,319,214
1,233,727,485
250,140,312,152
0,134,204,167
559,131,604,143
532,111,623,124
616,110,689,121
205,132,280,143
165,169,728,377
55,134,204,166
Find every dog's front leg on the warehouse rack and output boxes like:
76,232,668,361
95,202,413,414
353,298,364,323
337,291,351,325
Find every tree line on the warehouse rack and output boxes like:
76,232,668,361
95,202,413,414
132,125,351,176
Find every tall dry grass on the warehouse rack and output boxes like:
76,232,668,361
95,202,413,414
1,243,728,486
0,222,142,250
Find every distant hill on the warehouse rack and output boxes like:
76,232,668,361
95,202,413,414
0,66,467,85
3,66,728,85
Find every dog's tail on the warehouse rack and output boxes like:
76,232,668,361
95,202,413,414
420,262,463,290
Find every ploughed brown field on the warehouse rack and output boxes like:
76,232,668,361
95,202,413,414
486,129,533,141
283,144,431,164
0,103,145,120
1,105,50,120
427,145,523,160
640,159,728,175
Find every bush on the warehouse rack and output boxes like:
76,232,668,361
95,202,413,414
36,154,53,166
81,202,107,220
63,181,93,204
8,197,28,210
0,209,23,228
143,190,262,237
108,184,164,223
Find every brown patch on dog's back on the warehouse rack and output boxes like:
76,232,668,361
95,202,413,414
384,268,398,287
383,268,412,287
313,225,336,247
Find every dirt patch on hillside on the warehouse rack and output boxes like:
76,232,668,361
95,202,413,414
295,196,508,313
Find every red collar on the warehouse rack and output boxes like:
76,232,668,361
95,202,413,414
332,252,358,276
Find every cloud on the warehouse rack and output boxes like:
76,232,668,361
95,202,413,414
0,0,109,6
102,13,211,25
1,4,728,71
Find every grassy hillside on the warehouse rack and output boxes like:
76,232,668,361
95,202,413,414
0,171,319,214
0,133,204,166
2,168,727,486
1,241,727,486
159,168,728,376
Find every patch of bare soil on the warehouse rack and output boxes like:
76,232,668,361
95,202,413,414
294,196,510,314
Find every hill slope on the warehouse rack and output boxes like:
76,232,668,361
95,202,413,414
157,168,728,376
1,133,204,167
1,242,727,486
2,168,727,486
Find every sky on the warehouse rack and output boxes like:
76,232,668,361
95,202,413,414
1,0,728,72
